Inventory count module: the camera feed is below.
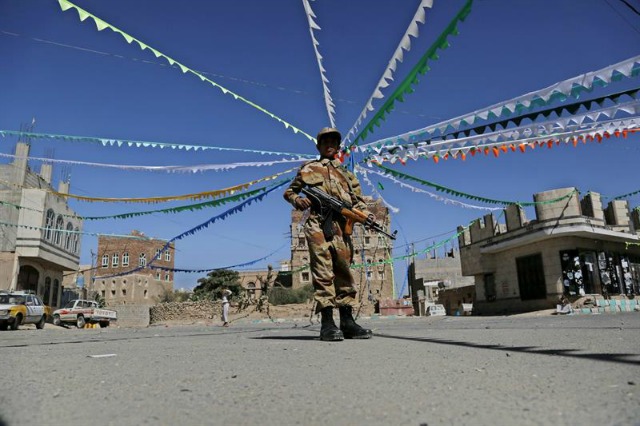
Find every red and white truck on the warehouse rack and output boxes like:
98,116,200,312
52,299,117,328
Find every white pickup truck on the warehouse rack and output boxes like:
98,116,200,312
53,299,117,328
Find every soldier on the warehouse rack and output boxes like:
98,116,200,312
283,127,373,341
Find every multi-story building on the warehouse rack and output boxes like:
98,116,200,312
458,187,640,314
91,230,175,305
0,142,82,308
288,196,395,307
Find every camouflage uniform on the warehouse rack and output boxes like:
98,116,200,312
284,158,368,313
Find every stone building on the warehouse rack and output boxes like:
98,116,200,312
288,196,395,307
91,230,175,306
408,250,475,315
458,187,640,314
0,142,82,308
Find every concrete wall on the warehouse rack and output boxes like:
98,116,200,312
112,304,151,328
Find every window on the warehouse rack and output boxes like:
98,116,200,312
366,270,372,279
139,253,146,267
112,253,119,267
377,236,386,247
122,252,129,266
298,237,306,248
73,228,80,253
365,236,371,245
101,290,106,298
101,254,109,268
122,289,127,297
54,215,64,245
301,272,310,282
44,209,55,240
156,272,161,280
165,273,170,281
111,289,116,297
155,249,161,260
379,270,385,280
65,223,73,250
165,250,171,261
144,289,148,298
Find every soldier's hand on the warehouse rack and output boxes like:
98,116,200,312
294,197,312,210
364,214,376,228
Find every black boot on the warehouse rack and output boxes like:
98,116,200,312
320,307,344,341
339,306,373,339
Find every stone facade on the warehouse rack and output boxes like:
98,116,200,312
458,187,640,314
288,196,395,307
91,231,174,306
0,142,82,308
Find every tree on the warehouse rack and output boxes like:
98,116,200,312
193,269,242,300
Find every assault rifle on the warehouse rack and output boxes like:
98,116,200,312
301,186,397,240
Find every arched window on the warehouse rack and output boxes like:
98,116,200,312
101,254,109,268
112,253,119,267
44,209,55,240
73,227,80,253
65,222,73,251
122,252,129,266
139,253,146,267
54,215,64,245
165,250,171,261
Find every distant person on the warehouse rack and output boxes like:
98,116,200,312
221,288,232,327
283,127,373,341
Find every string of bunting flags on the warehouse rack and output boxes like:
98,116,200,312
0,220,151,240
302,0,336,128
364,118,639,164
343,0,434,144
368,163,579,206
358,54,640,151
343,0,474,153
51,169,295,203
0,130,316,157
360,90,640,162
0,151,309,173
97,180,290,279
56,0,315,142
358,165,502,211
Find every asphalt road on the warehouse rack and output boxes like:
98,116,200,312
1,313,639,426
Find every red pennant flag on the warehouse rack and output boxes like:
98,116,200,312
518,144,526,153
492,147,500,157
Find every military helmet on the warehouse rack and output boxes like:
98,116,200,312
316,127,342,144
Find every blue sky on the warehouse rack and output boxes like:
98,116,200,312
1,0,639,292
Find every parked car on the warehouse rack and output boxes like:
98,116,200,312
53,299,117,328
0,291,50,330
426,304,446,316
